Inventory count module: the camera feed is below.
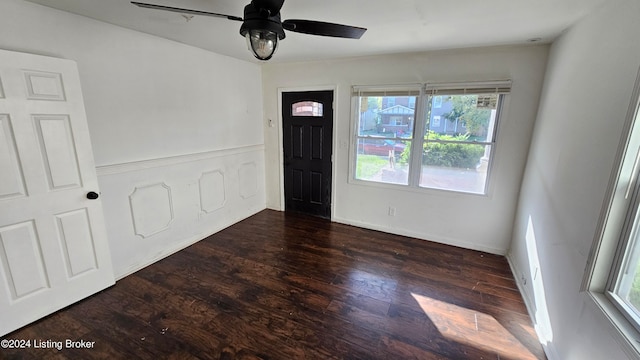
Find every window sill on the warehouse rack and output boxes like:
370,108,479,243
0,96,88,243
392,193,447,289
585,291,640,359
347,176,491,198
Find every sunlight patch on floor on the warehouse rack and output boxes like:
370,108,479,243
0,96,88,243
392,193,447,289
411,293,538,360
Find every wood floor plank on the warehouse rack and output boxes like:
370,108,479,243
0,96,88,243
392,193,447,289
1,210,545,359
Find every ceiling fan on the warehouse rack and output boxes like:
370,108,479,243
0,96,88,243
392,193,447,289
131,0,367,61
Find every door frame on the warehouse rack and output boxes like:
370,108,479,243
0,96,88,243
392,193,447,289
277,85,337,219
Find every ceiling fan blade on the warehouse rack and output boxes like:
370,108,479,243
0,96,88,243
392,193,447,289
282,19,366,39
131,2,243,21
252,0,285,15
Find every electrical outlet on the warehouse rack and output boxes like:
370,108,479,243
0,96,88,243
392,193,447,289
388,207,396,216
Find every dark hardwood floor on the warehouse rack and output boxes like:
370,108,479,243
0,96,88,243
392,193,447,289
1,210,545,359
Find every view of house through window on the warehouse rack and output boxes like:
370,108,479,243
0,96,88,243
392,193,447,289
420,93,501,194
352,83,508,194
354,90,417,185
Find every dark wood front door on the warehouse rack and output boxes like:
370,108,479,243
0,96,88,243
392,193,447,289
282,90,333,218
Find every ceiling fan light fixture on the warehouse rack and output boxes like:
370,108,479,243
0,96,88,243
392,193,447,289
245,29,279,60
239,3,286,61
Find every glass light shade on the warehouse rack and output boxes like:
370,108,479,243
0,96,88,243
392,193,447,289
245,29,279,60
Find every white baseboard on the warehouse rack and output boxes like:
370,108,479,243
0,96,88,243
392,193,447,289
332,215,505,255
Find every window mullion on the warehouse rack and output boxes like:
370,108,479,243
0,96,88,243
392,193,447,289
408,87,427,187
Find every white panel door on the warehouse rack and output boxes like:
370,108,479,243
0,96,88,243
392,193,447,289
0,49,114,336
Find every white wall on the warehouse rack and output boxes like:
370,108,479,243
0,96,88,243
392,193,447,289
262,46,548,254
508,0,640,358
0,0,266,277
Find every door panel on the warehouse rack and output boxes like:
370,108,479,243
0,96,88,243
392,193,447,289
282,91,333,218
55,209,98,277
0,115,26,199
292,169,304,201
311,126,323,160
291,125,303,158
0,221,48,299
0,49,114,336
34,115,82,190
23,70,66,101
310,172,322,204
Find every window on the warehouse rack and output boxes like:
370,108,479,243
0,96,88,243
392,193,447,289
584,71,640,357
609,193,640,330
433,96,443,108
604,93,640,327
421,92,502,194
389,116,403,126
386,97,396,107
292,101,323,117
353,87,419,185
351,82,510,194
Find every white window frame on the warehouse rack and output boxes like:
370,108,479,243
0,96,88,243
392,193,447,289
349,81,511,195
583,67,640,358
351,85,422,186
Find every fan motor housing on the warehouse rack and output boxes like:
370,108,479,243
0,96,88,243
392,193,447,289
239,3,286,40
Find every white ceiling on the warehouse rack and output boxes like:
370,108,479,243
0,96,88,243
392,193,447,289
25,0,608,63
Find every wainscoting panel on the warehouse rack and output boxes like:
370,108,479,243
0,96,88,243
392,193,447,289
199,170,225,213
96,145,265,278
129,183,174,238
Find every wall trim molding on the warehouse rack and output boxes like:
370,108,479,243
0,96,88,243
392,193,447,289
96,144,265,176
332,215,505,255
